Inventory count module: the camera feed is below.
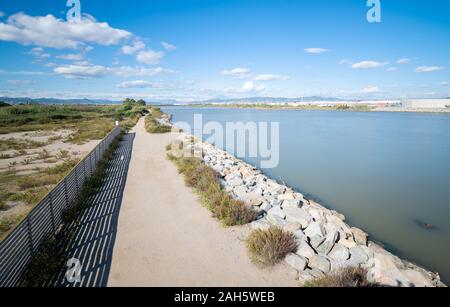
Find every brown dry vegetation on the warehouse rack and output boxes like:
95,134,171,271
246,227,298,266
168,151,257,227
302,267,377,287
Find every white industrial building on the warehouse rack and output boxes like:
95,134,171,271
401,99,450,109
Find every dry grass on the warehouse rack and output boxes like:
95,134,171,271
246,227,297,266
169,153,257,227
145,107,172,134
302,267,377,288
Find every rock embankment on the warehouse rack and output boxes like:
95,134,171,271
175,133,445,287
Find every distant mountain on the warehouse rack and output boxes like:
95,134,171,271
0,97,122,105
0,96,346,106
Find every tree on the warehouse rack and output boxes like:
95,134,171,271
0,101,11,108
136,99,146,106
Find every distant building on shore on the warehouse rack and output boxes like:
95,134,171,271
401,99,450,109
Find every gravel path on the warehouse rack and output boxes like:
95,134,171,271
107,118,297,287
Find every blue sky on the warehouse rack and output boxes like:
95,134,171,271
0,0,449,101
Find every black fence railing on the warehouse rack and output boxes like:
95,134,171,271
0,125,122,287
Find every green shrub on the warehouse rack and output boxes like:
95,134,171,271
247,227,297,266
302,267,376,288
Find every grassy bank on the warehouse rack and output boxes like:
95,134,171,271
20,131,123,287
167,145,257,226
145,106,172,134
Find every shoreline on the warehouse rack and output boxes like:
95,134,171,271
166,116,446,286
176,105,450,114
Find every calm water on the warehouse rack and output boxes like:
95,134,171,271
163,107,450,283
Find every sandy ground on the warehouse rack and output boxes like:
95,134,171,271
108,119,298,287
0,129,98,174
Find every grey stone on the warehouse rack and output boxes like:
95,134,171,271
282,199,301,208
316,230,339,255
296,240,316,260
283,207,312,227
309,255,331,273
250,219,272,231
351,227,368,246
285,253,308,271
304,222,326,238
309,234,326,249
270,199,282,208
350,246,369,265
260,202,272,212
266,214,287,227
328,244,350,262
267,206,286,219
293,230,308,242
283,222,302,233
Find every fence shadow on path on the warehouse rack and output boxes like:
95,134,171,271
52,132,135,287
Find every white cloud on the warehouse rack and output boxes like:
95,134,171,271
0,12,4,18
397,58,410,64
440,81,448,87
387,67,397,71
222,68,251,79
113,66,176,77
29,47,50,59
122,40,145,55
253,74,290,81
0,13,131,49
359,86,380,94
54,64,109,79
224,81,265,94
117,80,155,88
415,66,445,73
161,41,176,51
56,53,84,61
53,62,176,79
136,50,165,65
6,80,34,86
351,61,388,69
304,48,329,54
339,59,352,65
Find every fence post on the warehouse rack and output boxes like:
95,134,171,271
48,192,56,232
26,217,34,254
64,178,69,208
74,167,79,194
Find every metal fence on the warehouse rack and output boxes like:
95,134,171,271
0,126,122,287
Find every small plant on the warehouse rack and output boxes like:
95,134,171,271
302,267,377,288
8,161,18,176
0,153,11,160
38,149,51,160
56,149,70,160
22,157,33,165
246,227,297,266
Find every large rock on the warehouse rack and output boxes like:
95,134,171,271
296,241,316,260
267,206,286,219
283,222,302,233
285,253,308,271
278,192,297,201
266,214,287,227
316,230,339,255
309,255,331,273
328,244,350,262
351,227,368,246
339,237,357,249
284,207,312,228
304,222,326,238
282,199,301,208
309,234,326,249
250,219,272,231
349,246,369,265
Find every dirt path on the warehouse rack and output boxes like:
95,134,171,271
108,118,297,287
